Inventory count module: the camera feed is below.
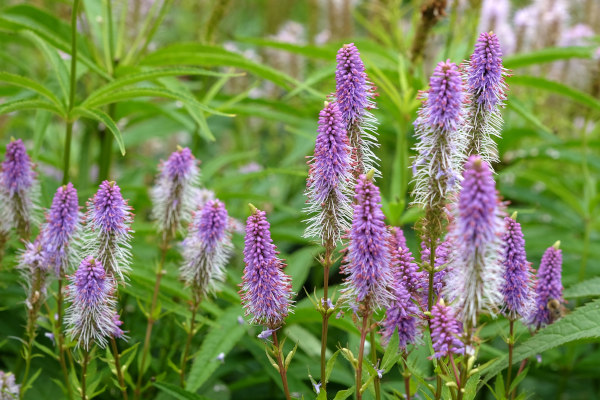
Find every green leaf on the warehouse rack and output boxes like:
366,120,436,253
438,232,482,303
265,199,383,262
506,99,559,143
481,299,600,388
509,367,529,393
510,75,600,112
564,277,600,299
71,106,126,155
0,98,62,117
185,305,247,391
381,327,400,370
153,382,210,400
504,46,595,69
86,67,242,103
325,349,341,383
333,387,355,400
0,71,64,109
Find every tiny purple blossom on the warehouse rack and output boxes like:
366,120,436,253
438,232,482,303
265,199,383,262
430,301,464,359
0,139,38,237
241,208,293,328
412,61,465,207
335,43,379,177
257,327,279,340
381,279,419,349
216,352,225,363
341,174,394,310
180,199,233,301
84,181,133,282
65,257,122,349
501,216,535,320
529,242,563,328
43,183,81,276
445,156,505,325
304,101,353,244
313,381,322,394
151,147,200,238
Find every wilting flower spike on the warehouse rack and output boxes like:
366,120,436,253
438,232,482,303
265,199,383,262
463,32,508,164
84,181,133,282
240,206,293,328
412,60,465,207
65,257,123,350
529,242,563,328
180,199,233,301
501,214,535,320
0,139,39,238
341,173,394,310
151,147,200,239
304,101,353,244
335,43,379,177
43,183,81,276
445,156,505,325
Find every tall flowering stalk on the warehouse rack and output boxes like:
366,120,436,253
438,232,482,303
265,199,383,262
341,172,393,400
44,183,81,277
84,181,133,283
304,100,353,390
179,199,233,385
529,242,563,329
0,139,39,240
336,43,379,179
412,60,465,310
463,32,508,164
500,213,535,397
136,147,200,399
445,156,505,327
241,205,293,400
17,236,48,397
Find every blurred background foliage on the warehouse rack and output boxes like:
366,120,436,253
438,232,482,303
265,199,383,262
0,0,599,399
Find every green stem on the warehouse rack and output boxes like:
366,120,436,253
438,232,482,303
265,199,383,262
272,331,291,400
64,0,80,185
20,269,43,399
134,237,169,399
427,238,438,311
370,325,381,400
402,354,411,400
180,296,200,387
81,350,90,400
356,311,370,400
320,240,333,391
57,278,74,400
506,319,515,398
110,337,128,400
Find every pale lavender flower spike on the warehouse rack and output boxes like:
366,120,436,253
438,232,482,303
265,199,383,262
0,371,20,399
0,139,39,238
240,206,293,328
65,256,123,349
335,43,379,177
341,173,394,310
529,242,563,329
43,183,81,276
412,60,465,207
151,146,200,239
180,199,233,302
463,32,508,165
84,181,133,283
17,235,49,310
304,101,353,244
445,156,505,325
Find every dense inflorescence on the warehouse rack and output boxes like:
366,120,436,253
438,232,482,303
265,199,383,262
529,243,563,328
381,279,419,349
430,301,464,359
304,101,353,244
445,156,505,325
341,174,394,310
84,181,133,283
181,199,233,302
240,207,293,328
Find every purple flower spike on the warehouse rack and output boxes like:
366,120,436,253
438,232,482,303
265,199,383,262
341,174,393,310
181,199,233,301
0,139,39,237
18,235,49,311
43,183,81,276
392,227,407,249
501,215,535,320
464,32,508,164
305,101,353,244
388,229,421,297
240,207,293,328
529,242,563,329
151,146,200,239
381,280,420,349
84,181,133,282
430,300,464,359
335,43,379,177
445,156,505,325
112,313,125,339
412,60,465,207
65,257,122,349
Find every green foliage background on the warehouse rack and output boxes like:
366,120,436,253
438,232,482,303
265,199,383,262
0,0,599,399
